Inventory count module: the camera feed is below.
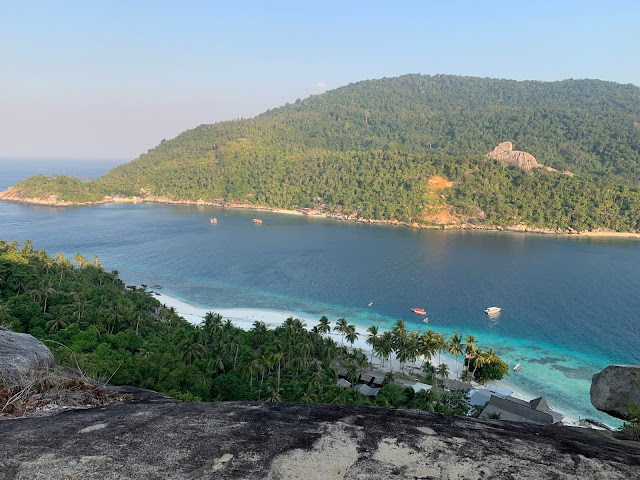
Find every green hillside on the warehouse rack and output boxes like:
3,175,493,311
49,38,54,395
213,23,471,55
8,74,640,231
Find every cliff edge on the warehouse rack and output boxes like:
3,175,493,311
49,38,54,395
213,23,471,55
0,400,638,479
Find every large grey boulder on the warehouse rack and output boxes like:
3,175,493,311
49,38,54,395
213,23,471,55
0,402,639,479
591,365,640,421
0,327,54,383
487,141,540,171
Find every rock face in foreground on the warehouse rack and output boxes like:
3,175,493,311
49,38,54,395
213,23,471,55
591,365,640,421
0,327,54,382
0,401,638,479
487,141,540,171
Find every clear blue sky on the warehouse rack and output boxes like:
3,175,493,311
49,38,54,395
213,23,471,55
1,1,638,159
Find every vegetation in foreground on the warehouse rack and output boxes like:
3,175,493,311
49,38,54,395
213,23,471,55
1,240,508,415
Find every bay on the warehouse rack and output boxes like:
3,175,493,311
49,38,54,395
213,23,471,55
1,158,639,427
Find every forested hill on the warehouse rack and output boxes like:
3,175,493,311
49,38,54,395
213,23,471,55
6,74,640,231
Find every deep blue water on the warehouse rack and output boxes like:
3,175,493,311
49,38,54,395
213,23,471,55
1,158,638,426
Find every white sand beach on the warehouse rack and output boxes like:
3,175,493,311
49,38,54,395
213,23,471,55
154,291,574,423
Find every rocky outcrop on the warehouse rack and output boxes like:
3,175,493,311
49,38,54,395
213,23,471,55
0,327,54,383
487,141,540,171
0,401,638,479
591,365,640,421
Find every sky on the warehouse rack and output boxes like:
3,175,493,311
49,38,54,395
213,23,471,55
1,1,639,160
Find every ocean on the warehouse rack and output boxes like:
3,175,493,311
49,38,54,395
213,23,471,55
1,157,638,426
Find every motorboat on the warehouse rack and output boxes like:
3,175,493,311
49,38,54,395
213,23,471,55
484,307,502,315
412,307,426,315
513,363,521,372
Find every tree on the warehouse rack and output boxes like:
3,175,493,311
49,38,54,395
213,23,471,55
317,316,331,334
436,363,449,386
345,324,359,350
334,317,348,343
448,333,463,379
365,325,379,363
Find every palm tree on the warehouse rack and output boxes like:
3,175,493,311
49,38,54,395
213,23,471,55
35,278,57,314
45,316,67,333
265,384,283,402
448,333,463,378
344,324,359,350
105,302,126,334
317,316,331,335
420,329,436,366
334,317,348,343
74,252,89,269
365,325,379,363
204,312,223,337
422,362,437,385
379,331,394,371
251,321,269,349
433,332,446,366
435,363,449,386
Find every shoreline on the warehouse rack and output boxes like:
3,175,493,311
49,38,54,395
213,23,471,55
1,187,639,239
153,291,578,425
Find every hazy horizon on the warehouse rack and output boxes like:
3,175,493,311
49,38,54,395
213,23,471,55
2,1,638,159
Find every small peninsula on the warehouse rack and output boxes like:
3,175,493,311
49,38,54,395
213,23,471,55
3,74,640,235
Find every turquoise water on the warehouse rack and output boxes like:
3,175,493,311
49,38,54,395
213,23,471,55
1,159,639,426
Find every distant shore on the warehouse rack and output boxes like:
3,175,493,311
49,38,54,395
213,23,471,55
2,186,639,239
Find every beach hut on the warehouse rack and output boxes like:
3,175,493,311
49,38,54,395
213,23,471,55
336,378,351,388
411,382,432,393
442,378,474,393
393,378,416,389
354,384,380,398
337,368,349,379
371,375,385,388
359,373,375,385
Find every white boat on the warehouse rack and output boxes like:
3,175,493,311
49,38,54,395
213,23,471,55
513,363,521,372
368,302,373,307
484,307,502,315
423,318,429,324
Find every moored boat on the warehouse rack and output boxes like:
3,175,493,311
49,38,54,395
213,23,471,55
484,307,502,315
210,218,217,224
423,318,429,324
412,307,426,315
252,218,262,224
513,363,521,372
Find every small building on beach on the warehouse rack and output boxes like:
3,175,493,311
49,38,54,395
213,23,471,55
442,378,474,393
336,379,351,388
354,384,380,398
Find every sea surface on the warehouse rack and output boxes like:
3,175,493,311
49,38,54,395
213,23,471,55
1,158,639,427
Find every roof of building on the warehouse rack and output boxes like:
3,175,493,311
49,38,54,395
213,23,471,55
337,369,348,378
412,382,432,393
486,384,512,397
468,389,492,407
393,379,416,388
354,384,380,397
442,378,474,393
479,395,553,424
336,379,351,388
359,373,375,383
